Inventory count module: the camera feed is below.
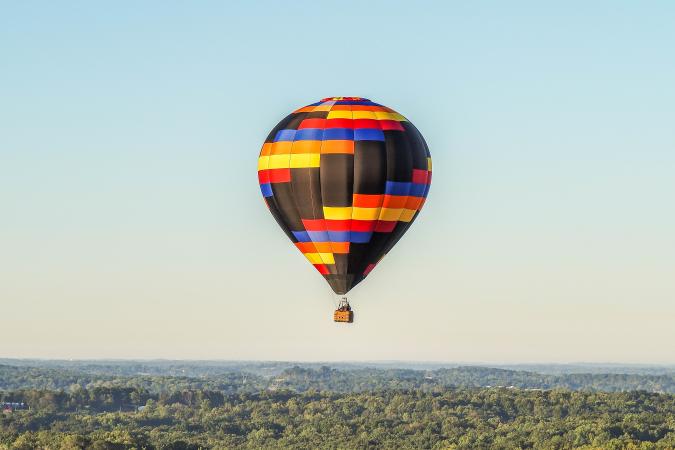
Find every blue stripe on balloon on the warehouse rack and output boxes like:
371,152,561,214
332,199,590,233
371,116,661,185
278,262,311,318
274,129,296,142
384,181,412,196
322,128,354,140
292,231,311,242
409,183,427,197
354,128,385,141
307,230,330,242
260,183,273,197
333,101,381,106
295,128,323,141
350,231,373,243
327,231,350,242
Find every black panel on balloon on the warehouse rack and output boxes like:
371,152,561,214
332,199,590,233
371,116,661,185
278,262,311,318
402,122,430,169
384,131,414,182
354,141,387,195
304,111,329,120
270,183,304,231
325,274,354,296
320,154,354,207
290,168,323,219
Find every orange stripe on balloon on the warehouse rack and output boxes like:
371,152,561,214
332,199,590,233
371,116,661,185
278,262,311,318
321,140,354,154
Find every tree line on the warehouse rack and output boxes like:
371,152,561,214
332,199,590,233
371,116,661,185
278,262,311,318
2,364,675,395
1,364,675,449
1,387,674,449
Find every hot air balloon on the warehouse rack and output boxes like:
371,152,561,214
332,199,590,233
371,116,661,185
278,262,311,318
257,97,432,322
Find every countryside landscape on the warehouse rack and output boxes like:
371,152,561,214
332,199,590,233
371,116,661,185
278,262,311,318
1,360,675,449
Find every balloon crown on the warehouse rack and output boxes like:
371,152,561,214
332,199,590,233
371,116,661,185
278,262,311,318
320,96,370,102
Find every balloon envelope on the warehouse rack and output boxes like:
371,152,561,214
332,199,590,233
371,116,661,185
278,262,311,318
258,97,432,295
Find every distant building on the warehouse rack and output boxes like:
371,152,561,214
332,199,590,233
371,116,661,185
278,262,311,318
1,402,28,413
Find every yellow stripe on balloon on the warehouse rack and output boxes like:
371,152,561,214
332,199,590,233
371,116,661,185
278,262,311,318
379,208,404,221
304,253,335,264
257,156,270,171
351,111,378,120
374,112,406,121
323,207,353,220
399,208,417,222
352,207,380,220
267,154,291,169
326,110,353,119
289,153,320,168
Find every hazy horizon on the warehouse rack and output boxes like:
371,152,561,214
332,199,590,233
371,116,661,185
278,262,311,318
2,357,675,368
7,358,674,364
2,1,674,363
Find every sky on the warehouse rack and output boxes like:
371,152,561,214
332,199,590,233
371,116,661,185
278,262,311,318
1,1,674,363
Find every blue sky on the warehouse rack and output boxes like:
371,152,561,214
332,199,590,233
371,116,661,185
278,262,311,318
1,1,674,362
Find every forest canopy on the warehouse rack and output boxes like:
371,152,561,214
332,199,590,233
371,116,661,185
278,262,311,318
1,361,674,449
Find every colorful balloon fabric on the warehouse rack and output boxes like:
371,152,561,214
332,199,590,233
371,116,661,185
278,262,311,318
258,97,432,295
